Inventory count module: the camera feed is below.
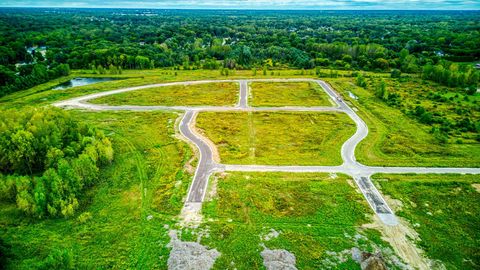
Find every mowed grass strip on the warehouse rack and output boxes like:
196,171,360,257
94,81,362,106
250,81,332,107
196,111,355,165
373,174,480,270
327,78,480,167
201,172,394,269
90,82,238,106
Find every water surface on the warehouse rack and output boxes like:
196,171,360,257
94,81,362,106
53,77,117,90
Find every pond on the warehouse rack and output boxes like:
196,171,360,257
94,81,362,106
53,77,118,90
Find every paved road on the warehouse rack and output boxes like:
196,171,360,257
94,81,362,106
54,78,480,225
57,103,344,113
238,80,248,108
179,111,221,202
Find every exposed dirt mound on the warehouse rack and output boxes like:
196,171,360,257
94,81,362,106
352,248,388,270
179,202,203,228
167,230,220,270
261,247,297,270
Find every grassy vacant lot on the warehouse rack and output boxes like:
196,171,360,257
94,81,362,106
327,78,480,167
197,172,399,269
196,111,355,165
249,81,332,107
0,111,191,269
373,174,480,270
90,82,238,106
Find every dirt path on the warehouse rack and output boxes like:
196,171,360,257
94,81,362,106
363,214,432,269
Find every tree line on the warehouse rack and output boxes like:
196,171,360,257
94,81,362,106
0,9,478,96
0,107,113,218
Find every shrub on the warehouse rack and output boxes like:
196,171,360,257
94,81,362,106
35,248,75,270
390,68,402,78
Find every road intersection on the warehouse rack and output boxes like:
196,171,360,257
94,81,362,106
54,78,480,226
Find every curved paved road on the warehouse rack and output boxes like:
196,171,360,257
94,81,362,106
179,111,222,203
54,78,480,225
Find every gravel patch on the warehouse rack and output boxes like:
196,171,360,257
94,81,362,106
167,230,220,270
261,247,297,270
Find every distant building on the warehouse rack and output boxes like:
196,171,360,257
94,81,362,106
15,62,29,68
475,63,480,69
27,46,47,57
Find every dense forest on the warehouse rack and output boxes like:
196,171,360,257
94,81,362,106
0,9,479,96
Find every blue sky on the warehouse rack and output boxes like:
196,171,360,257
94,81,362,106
1,0,479,10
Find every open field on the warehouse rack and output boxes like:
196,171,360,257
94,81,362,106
1,70,478,269
0,111,191,269
196,111,356,165
327,78,480,167
372,174,480,269
249,81,332,107
192,172,402,269
90,82,239,106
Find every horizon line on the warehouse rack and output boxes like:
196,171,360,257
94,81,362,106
0,6,479,11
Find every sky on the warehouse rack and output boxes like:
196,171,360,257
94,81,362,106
0,0,479,10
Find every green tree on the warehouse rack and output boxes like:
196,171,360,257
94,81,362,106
390,69,402,78
15,176,34,215
10,130,35,174
72,154,98,187
108,64,117,74
375,80,388,100
355,74,367,88
0,65,16,86
97,65,106,75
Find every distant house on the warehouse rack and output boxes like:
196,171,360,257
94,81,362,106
27,46,47,57
139,42,146,46
15,62,29,69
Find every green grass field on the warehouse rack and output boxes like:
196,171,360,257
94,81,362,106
0,111,192,269
372,174,480,270
1,69,477,269
194,172,401,269
196,111,355,165
90,82,239,106
327,78,480,167
249,81,332,107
